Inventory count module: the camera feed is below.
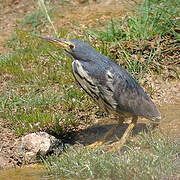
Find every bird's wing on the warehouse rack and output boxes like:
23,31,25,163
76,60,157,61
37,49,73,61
72,60,100,100
72,56,160,121
97,68,118,111
112,68,161,120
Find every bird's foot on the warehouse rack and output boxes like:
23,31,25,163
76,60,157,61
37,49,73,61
105,117,138,152
87,141,103,149
87,141,124,152
105,141,124,153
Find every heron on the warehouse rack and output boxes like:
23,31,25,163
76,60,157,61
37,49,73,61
39,36,161,151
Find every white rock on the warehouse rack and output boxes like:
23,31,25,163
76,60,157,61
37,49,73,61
20,132,63,163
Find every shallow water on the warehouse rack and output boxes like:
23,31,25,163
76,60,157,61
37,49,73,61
159,102,180,140
0,164,52,180
77,102,180,145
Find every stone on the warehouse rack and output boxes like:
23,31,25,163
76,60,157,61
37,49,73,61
20,132,63,163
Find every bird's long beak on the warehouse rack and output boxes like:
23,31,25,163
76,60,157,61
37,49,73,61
38,35,74,51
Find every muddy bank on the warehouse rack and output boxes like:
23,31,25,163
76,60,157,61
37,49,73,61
0,120,21,168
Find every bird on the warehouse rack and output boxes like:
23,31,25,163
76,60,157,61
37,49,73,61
39,36,161,151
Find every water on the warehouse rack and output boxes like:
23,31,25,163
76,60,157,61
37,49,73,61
159,103,180,140
0,164,52,180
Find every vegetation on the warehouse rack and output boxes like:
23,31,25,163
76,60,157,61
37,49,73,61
44,130,180,179
0,30,93,135
83,0,179,80
0,0,179,178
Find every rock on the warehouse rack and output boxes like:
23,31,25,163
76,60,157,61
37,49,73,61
20,132,63,163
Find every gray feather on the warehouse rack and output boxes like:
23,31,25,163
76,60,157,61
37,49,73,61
69,40,161,122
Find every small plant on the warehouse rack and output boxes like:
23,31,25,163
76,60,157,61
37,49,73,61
38,0,57,36
21,10,47,30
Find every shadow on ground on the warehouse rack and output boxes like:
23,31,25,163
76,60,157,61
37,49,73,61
62,102,180,147
66,122,148,146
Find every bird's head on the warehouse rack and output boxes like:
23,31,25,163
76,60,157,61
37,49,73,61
39,36,97,60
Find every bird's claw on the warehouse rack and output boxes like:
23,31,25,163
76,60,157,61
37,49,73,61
87,141,103,149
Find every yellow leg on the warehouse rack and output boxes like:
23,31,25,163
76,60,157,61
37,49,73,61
107,116,138,152
87,124,118,148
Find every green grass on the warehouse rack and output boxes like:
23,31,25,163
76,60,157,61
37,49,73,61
21,0,54,32
82,0,179,80
21,10,47,30
43,130,180,179
126,0,179,41
88,0,179,41
0,31,93,135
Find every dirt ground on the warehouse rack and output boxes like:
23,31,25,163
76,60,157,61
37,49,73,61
0,0,179,168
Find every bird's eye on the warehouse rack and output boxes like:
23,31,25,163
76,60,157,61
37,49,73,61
69,44,75,49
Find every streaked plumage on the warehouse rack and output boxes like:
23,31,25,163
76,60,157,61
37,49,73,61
39,36,161,150
67,39,161,122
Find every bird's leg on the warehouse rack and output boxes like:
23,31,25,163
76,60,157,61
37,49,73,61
107,116,138,152
87,124,118,148
87,117,125,148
